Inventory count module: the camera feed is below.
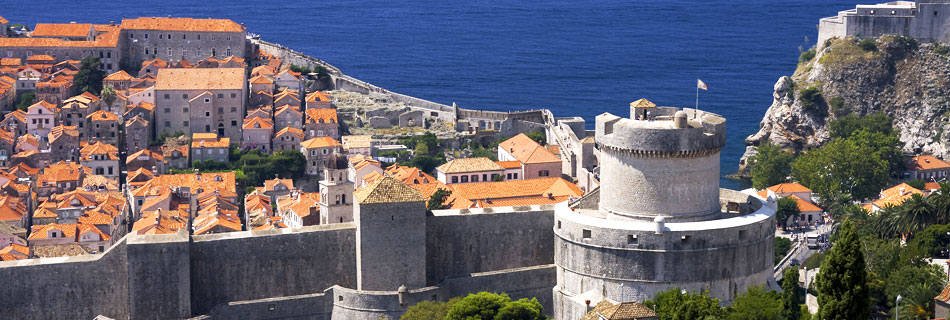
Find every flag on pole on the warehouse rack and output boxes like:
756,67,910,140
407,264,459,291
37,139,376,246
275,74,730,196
697,79,708,91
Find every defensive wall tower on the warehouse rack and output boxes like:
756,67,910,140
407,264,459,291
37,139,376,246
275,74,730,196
553,104,776,320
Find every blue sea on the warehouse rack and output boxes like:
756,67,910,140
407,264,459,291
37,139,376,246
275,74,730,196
8,0,860,189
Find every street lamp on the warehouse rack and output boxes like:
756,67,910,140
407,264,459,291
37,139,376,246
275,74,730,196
896,294,902,320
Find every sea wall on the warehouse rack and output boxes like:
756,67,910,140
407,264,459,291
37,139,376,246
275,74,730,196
426,205,556,285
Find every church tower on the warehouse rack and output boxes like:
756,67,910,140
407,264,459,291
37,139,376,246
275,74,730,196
319,153,354,224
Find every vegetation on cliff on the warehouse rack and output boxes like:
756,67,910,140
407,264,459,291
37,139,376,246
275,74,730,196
745,35,950,162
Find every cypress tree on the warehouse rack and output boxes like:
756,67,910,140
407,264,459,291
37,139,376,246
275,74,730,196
815,220,869,319
781,267,802,320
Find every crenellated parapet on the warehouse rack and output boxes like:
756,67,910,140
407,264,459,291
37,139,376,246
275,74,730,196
595,107,726,159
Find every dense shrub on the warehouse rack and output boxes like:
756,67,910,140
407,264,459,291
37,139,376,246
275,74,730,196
799,48,816,64
857,38,877,52
799,86,826,116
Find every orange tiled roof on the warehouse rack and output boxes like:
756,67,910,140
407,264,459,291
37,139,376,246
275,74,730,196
264,178,294,192
301,136,341,149
276,191,320,219
86,110,119,121
249,74,274,84
127,148,164,164
132,209,188,235
26,54,56,62
0,195,26,223
305,108,338,124
437,157,504,174
908,155,950,171
0,32,118,48
864,183,924,211
0,58,21,66
495,160,521,169
767,182,812,194
31,23,93,38
155,68,245,91
498,133,560,164
120,17,245,32
789,195,822,212
80,142,119,160
306,91,332,102
243,116,274,129
191,137,230,149
275,127,304,139
104,70,133,81
384,164,435,185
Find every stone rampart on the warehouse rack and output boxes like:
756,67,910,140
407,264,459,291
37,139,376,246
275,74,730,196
0,237,130,320
425,206,556,285
190,224,358,315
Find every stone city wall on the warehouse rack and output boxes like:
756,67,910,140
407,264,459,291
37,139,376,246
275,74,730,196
425,206,555,285
190,224,358,315
0,237,130,320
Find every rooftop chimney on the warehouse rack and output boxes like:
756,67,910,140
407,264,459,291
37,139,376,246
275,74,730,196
899,187,906,196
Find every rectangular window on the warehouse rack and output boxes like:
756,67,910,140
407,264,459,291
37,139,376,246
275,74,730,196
226,48,231,56
471,175,478,182
144,33,148,39
182,94,188,99
164,94,170,99
482,174,487,181
627,234,638,245
582,229,592,239
164,121,171,127
217,93,223,98
130,33,134,38
204,98,210,103
230,93,236,98
461,175,469,183
183,107,189,112
451,176,458,183
167,47,172,56
231,120,237,126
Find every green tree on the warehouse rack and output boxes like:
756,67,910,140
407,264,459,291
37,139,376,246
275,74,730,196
17,92,35,111
884,263,945,314
525,131,546,145
775,237,792,265
829,113,894,139
799,87,826,116
427,188,453,211
644,287,724,320
73,56,105,94
750,142,795,190
928,182,950,224
909,224,950,257
414,141,430,156
905,179,927,190
894,282,941,320
776,197,801,231
401,297,459,320
100,85,116,109
445,292,511,320
791,138,889,202
726,285,783,320
815,220,869,320
899,193,935,235
782,268,802,320
495,298,544,320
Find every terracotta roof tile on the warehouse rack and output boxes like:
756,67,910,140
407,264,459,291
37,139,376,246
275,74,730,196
31,23,93,38
104,70,133,81
301,136,341,149
86,110,119,121
243,116,274,129
354,176,425,204
498,133,560,164
437,157,504,174
155,68,244,91
80,142,119,160
908,155,950,171
121,17,245,32
306,91,332,102
767,183,811,194
306,109,337,124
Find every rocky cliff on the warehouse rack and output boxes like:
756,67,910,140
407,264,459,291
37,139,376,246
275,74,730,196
739,36,950,176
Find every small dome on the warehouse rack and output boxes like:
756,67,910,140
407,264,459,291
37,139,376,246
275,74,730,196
324,153,349,170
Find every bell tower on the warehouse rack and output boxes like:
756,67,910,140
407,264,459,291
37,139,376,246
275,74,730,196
318,153,354,224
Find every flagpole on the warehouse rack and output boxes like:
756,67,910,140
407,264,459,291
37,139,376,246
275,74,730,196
695,80,699,118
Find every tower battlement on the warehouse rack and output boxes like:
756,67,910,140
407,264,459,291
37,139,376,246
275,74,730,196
595,107,726,159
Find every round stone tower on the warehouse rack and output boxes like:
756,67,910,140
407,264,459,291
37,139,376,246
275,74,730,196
553,105,775,320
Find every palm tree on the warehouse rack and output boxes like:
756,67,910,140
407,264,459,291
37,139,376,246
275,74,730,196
928,182,950,224
100,85,116,111
895,282,938,320
900,193,934,236
870,204,901,238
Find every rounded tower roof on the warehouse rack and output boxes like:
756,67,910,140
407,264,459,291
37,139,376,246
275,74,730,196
324,153,349,170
